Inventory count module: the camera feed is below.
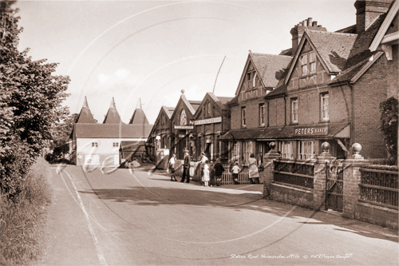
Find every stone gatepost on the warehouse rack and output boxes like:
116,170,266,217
313,142,335,211
342,143,367,219
261,142,281,198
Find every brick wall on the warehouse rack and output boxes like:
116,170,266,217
352,55,387,158
386,44,398,99
230,98,267,129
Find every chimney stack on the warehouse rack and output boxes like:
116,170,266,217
355,0,394,33
290,17,327,55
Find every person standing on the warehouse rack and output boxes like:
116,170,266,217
181,150,191,183
213,158,224,186
248,153,260,184
203,160,210,187
199,152,208,185
231,161,241,184
169,153,177,181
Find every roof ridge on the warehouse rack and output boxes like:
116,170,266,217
251,52,292,58
306,29,357,37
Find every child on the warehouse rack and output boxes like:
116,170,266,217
231,161,241,184
203,160,210,187
169,153,177,181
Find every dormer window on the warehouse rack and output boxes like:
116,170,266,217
253,72,257,88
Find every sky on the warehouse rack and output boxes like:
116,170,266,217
15,0,356,124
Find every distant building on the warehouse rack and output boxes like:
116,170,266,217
70,97,152,166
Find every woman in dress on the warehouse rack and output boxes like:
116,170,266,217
203,160,210,187
248,153,260,184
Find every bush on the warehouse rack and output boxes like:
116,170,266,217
0,157,52,265
379,97,398,164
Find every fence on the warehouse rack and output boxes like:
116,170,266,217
273,160,315,189
359,167,398,209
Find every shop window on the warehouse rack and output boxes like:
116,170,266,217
241,107,246,127
280,141,293,159
291,98,298,124
321,93,329,121
298,140,314,160
259,103,265,126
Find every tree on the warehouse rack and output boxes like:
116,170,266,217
50,112,78,159
379,97,398,164
0,1,70,195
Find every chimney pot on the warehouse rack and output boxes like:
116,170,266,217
312,21,317,26
307,17,313,26
303,20,307,26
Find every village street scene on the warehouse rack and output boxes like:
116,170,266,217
0,0,398,265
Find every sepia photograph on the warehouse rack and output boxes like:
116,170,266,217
0,0,398,265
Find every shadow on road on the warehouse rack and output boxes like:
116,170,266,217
79,184,398,244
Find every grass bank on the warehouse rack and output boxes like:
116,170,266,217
0,157,52,265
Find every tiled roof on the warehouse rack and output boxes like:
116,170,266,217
305,30,358,73
129,108,149,125
226,95,239,106
75,97,96,123
103,98,123,124
119,140,146,152
265,85,287,99
217,96,234,105
73,124,153,138
348,14,386,58
189,100,201,112
163,106,175,119
250,53,292,88
329,14,386,84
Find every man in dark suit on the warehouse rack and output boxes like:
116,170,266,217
180,149,191,183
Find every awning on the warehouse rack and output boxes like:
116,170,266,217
219,127,282,141
276,122,350,139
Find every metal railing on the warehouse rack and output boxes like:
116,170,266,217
359,167,399,209
273,160,314,189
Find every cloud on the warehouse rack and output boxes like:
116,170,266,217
96,68,139,89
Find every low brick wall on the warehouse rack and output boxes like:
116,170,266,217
270,182,314,209
355,202,398,230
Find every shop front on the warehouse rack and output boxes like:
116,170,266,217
276,123,350,159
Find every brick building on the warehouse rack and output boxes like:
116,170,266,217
170,91,201,160
268,0,397,160
192,92,232,162
147,106,174,160
220,51,292,165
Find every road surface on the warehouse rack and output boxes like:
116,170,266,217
41,163,399,265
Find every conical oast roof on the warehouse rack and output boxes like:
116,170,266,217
103,97,123,124
129,108,149,125
75,97,96,123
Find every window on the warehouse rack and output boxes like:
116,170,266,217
321,93,329,121
92,142,98,147
207,102,212,117
113,142,119,147
301,52,316,76
299,141,314,160
180,109,187,125
259,103,265,126
241,107,246,127
301,55,308,76
309,53,316,73
291,98,298,123
253,72,257,88
280,141,293,159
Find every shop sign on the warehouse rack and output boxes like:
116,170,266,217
295,126,328,136
194,117,222,125
174,125,193,129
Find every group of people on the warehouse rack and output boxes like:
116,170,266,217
167,151,260,185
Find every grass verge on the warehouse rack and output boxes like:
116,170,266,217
0,157,52,265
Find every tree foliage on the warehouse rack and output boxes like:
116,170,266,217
379,97,398,164
0,1,70,196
